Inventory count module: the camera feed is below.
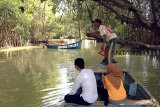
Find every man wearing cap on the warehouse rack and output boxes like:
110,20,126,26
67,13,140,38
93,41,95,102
86,19,117,65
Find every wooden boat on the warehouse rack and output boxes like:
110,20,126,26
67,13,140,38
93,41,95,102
45,40,82,49
64,64,160,107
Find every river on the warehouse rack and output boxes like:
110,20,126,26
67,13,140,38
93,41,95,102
0,40,159,107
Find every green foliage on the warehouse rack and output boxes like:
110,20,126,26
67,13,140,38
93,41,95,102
0,0,31,41
0,0,20,19
0,0,129,46
50,0,59,14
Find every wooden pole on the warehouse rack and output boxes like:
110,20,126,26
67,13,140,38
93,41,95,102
77,0,81,40
42,1,46,37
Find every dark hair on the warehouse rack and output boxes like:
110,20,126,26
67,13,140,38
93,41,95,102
92,19,102,24
75,58,85,69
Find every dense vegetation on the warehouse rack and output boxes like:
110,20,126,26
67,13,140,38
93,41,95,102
0,0,160,49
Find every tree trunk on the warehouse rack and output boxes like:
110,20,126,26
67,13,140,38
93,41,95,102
86,34,160,50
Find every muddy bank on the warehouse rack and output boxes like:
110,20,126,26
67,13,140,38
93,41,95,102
0,46,43,52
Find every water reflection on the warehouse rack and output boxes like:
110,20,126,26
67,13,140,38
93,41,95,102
0,40,160,107
0,49,63,107
41,50,81,106
152,56,158,69
141,55,149,87
84,40,97,49
125,52,130,66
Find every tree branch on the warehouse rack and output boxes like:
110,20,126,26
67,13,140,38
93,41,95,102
82,0,160,35
86,34,160,50
97,1,135,24
93,0,152,29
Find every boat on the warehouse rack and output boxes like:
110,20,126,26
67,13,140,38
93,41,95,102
45,40,82,49
64,64,160,107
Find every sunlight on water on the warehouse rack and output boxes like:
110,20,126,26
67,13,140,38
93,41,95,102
40,54,77,106
152,56,158,69
141,55,149,88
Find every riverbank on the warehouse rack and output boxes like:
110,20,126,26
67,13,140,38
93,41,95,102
0,46,43,52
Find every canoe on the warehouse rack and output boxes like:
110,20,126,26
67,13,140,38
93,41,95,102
64,64,160,107
45,40,82,49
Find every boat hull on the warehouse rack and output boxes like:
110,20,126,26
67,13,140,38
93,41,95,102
45,40,82,49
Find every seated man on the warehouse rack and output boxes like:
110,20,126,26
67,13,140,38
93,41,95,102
64,58,98,105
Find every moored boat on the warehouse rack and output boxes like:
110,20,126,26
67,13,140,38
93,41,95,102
45,40,82,49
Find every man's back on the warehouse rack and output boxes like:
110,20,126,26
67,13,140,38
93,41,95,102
99,25,117,41
65,58,98,105
78,69,98,103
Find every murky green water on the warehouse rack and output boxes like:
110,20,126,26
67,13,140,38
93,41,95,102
0,40,160,107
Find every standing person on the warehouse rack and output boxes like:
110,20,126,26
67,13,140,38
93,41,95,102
64,58,98,105
86,19,117,65
102,63,126,105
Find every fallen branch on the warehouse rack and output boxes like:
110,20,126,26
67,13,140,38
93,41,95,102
117,40,160,50
86,34,160,50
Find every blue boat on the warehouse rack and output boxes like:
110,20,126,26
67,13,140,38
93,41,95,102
45,40,82,49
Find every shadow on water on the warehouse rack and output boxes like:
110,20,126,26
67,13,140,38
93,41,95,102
0,40,160,107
